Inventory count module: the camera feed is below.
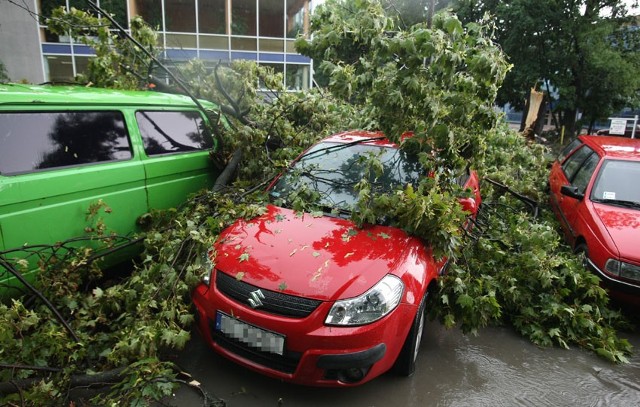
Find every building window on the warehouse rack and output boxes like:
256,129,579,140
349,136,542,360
166,33,197,49
231,36,257,51
132,0,163,29
74,55,91,77
45,55,74,82
285,64,308,90
200,35,229,50
232,0,256,36
259,0,284,38
94,0,129,27
259,38,284,52
286,0,306,38
199,0,226,34
165,0,196,32
39,0,128,42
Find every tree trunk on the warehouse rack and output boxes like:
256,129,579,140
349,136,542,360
519,89,531,132
561,108,578,137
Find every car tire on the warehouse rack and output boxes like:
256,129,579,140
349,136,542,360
574,243,589,269
393,290,428,377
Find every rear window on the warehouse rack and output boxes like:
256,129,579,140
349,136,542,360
136,110,213,156
0,111,132,175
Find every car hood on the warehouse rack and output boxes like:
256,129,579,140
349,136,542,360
593,203,640,261
213,205,418,301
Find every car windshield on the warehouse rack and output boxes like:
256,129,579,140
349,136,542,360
269,141,422,212
591,159,640,209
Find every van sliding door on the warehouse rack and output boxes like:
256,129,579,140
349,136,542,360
135,110,218,210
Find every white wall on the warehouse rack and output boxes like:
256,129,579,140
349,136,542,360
0,0,44,83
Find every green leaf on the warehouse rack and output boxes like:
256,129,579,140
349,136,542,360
456,294,474,309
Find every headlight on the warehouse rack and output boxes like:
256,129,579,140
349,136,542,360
200,249,215,286
606,259,640,282
325,275,404,326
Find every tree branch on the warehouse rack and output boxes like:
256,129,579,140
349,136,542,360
0,257,80,343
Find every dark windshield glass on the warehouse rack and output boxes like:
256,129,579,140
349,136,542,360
269,142,422,210
591,160,640,205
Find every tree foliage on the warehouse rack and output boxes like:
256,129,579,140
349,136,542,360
0,1,634,405
455,0,640,134
381,0,453,27
434,125,631,362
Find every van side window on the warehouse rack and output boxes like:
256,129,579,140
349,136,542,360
136,110,213,156
0,111,132,175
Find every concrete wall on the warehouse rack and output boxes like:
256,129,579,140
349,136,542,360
0,0,44,83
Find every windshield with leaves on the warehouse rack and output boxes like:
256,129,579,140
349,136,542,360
269,141,422,211
591,159,640,207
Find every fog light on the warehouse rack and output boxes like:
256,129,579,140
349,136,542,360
337,367,368,384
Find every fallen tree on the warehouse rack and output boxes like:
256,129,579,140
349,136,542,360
0,1,632,405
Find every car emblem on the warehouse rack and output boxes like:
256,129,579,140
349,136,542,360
248,289,266,308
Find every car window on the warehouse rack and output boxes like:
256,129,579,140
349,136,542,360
0,111,132,175
591,160,640,203
270,142,422,210
557,138,582,163
571,152,600,194
561,145,594,181
136,110,213,155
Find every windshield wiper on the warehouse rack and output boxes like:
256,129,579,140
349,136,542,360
320,205,352,218
300,136,386,161
593,198,640,210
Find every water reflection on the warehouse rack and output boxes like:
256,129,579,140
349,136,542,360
171,319,640,406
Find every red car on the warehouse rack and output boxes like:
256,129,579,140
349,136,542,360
549,135,640,303
192,131,481,386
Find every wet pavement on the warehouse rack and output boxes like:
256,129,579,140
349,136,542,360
166,315,640,407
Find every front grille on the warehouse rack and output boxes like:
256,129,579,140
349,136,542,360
209,319,301,374
216,270,321,318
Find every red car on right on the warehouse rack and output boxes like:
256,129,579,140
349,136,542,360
549,135,640,303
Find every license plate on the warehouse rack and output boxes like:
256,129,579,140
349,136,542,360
215,311,285,356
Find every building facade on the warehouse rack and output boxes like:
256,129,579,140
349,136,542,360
0,0,314,90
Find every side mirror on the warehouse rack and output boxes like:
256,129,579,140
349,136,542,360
459,197,477,215
560,185,584,200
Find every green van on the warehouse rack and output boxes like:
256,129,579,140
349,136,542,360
0,84,221,297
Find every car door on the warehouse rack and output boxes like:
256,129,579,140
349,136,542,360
134,109,219,210
551,145,600,241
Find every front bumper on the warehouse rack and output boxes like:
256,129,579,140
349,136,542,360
192,282,414,387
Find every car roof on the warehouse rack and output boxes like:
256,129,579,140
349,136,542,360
578,135,640,160
0,83,214,109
